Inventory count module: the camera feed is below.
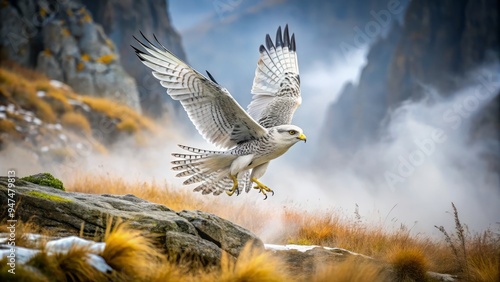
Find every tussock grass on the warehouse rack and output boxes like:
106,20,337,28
54,245,108,282
387,247,428,281
78,95,160,134
0,219,50,249
0,119,16,135
101,219,164,280
61,111,92,135
218,243,291,282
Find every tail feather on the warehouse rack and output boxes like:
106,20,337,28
192,170,230,195
172,144,237,195
177,144,220,154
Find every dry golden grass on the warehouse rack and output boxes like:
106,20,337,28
0,219,51,249
65,174,500,280
53,245,108,282
0,119,16,134
0,60,47,81
60,111,92,135
218,243,291,282
0,64,57,123
117,117,139,133
387,247,428,281
78,95,160,134
66,174,202,212
101,220,166,281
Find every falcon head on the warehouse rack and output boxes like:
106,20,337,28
272,125,307,144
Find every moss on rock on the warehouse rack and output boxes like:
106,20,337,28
21,173,65,191
26,191,72,203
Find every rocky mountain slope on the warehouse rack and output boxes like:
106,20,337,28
1,0,186,117
0,62,159,169
0,0,141,112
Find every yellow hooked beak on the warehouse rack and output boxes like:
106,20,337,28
298,133,307,143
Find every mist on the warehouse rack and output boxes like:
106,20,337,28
263,62,500,236
2,48,498,242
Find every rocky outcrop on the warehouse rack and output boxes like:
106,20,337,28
0,0,141,112
0,176,263,266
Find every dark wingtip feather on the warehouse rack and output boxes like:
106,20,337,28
259,45,266,53
206,70,219,84
283,25,290,48
291,33,296,51
265,34,274,50
275,26,283,47
130,44,146,61
153,33,168,51
140,31,159,49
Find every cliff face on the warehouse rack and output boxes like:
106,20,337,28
83,0,186,117
0,0,141,112
387,0,499,104
322,0,499,154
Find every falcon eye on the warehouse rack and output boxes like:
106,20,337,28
288,130,297,135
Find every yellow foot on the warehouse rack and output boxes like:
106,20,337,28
226,175,240,196
251,177,274,200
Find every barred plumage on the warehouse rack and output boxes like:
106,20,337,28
134,25,306,198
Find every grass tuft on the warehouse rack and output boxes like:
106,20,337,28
101,219,164,280
388,247,428,281
1,257,50,281
53,245,108,282
78,96,160,134
219,242,291,282
60,111,92,135
0,119,16,134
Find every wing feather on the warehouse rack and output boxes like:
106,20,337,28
133,35,267,149
248,25,301,128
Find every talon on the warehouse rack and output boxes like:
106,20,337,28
226,175,239,196
251,177,274,199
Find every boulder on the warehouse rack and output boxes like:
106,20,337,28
0,176,263,266
178,210,265,258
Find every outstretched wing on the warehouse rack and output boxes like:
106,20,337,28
248,25,301,128
133,33,267,149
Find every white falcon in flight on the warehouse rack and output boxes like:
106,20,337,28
133,25,305,199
